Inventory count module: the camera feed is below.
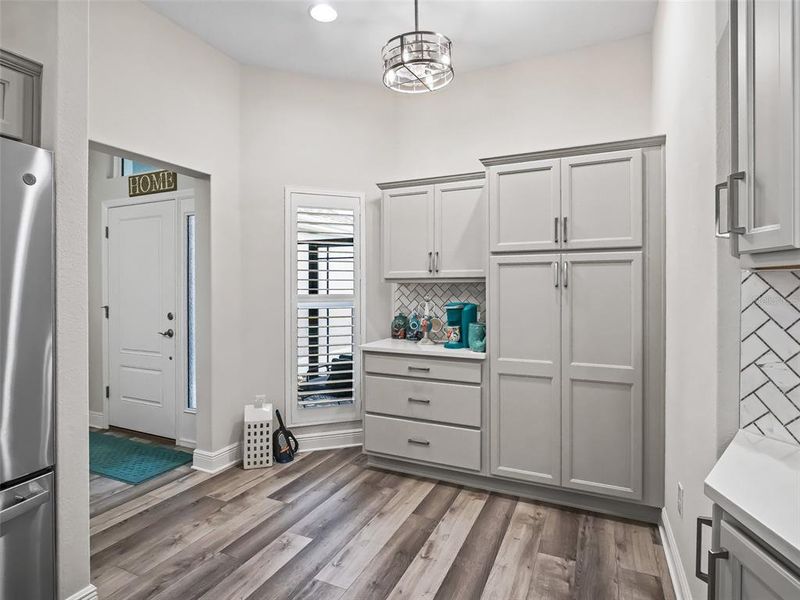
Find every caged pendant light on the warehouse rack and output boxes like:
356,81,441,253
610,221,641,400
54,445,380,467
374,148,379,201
381,0,454,93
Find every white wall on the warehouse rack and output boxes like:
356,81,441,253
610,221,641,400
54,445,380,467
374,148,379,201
651,2,722,598
392,34,653,178
1,2,92,598
89,0,243,453
238,67,395,434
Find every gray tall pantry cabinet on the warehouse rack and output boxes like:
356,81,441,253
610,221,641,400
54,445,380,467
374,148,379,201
484,136,665,508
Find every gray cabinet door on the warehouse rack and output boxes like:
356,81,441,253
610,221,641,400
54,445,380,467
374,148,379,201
716,520,800,600
735,0,799,254
561,149,643,249
0,66,28,142
435,179,486,277
489,159,561,253
489,254,561,485
561,251,643,499
382,185,435,279
0,51,42,147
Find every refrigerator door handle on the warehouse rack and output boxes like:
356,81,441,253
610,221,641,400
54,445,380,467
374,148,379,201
0,488,50,524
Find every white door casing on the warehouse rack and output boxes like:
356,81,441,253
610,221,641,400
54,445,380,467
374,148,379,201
489,159,561,253
108,200,177,438
383,185,435,279
560,251,643,499
561,149,643,250
490,253,562,485
434,179,486,278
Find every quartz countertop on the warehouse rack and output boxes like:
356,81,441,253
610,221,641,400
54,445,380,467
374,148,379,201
704,429,800,569
360,338,486,361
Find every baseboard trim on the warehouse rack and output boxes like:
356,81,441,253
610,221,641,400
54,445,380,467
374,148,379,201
368,454,661,524
295,427,363,452
65,584,98,600
177,437,197,450
89,410,108,429
192,442,241,474
659,508,692,600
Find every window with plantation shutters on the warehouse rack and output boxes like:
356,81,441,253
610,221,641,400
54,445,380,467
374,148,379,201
286,189,363,426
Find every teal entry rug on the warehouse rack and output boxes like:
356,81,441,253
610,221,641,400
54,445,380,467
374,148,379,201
89,431,193,484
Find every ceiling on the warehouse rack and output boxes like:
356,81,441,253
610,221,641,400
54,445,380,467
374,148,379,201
145,0,658,83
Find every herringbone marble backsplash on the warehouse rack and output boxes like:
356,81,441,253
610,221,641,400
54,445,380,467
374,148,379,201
740,270,800,446
393,282,486,341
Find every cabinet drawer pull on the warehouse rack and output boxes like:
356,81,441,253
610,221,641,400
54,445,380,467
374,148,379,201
435,251,439,273
408,397,431,404
727,171,746,236
714,180,730,238
408,365,431,372
562,261,568,288
554,217,559,243
563,216,568,242
428,251,433,273
696,516,729,600
408,438,430,446
553,261,559,288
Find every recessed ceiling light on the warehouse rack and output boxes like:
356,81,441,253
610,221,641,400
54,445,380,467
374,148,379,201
309,3,337,23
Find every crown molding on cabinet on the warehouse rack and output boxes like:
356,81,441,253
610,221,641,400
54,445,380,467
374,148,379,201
376,171,485,190
479,135,667,166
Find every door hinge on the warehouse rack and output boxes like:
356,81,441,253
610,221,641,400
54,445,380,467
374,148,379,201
105,226,109,239
103,305,109,319
105,385,110,399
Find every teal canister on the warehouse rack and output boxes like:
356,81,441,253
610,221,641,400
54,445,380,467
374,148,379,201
468,321,486,352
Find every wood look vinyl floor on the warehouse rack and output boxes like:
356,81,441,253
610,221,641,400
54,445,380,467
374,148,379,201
90,446,676,600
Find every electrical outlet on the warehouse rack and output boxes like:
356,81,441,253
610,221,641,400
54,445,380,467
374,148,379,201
677,482,685,517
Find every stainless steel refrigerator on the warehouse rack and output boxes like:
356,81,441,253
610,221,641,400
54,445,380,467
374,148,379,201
0,137,56,600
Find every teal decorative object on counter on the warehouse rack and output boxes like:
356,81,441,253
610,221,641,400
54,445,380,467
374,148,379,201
469,321,486,352
407,309,422,341
391,312,408,339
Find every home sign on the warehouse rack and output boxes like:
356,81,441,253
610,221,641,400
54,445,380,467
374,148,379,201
128,170,178,197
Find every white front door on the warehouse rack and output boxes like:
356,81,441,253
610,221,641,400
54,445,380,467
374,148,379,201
108,200,177,438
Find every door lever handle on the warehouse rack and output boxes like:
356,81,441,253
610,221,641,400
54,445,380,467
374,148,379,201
158,329,174,338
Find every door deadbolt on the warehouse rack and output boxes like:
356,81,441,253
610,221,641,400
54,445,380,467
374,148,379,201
167,312,174,321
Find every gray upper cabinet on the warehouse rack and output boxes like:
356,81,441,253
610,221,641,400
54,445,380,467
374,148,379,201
380,173,486,280
721,0,800,261
561,149,643,249
488,159,561,252
435,179,487,278
0,50,42,147
382,185,435,279
561,251,643,500
489,253,562,485
488,150,643,254
715,520,800,600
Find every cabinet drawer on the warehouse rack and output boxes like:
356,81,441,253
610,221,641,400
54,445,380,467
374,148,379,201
364,414,481,471
364,353,482,384
365,375,481,427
